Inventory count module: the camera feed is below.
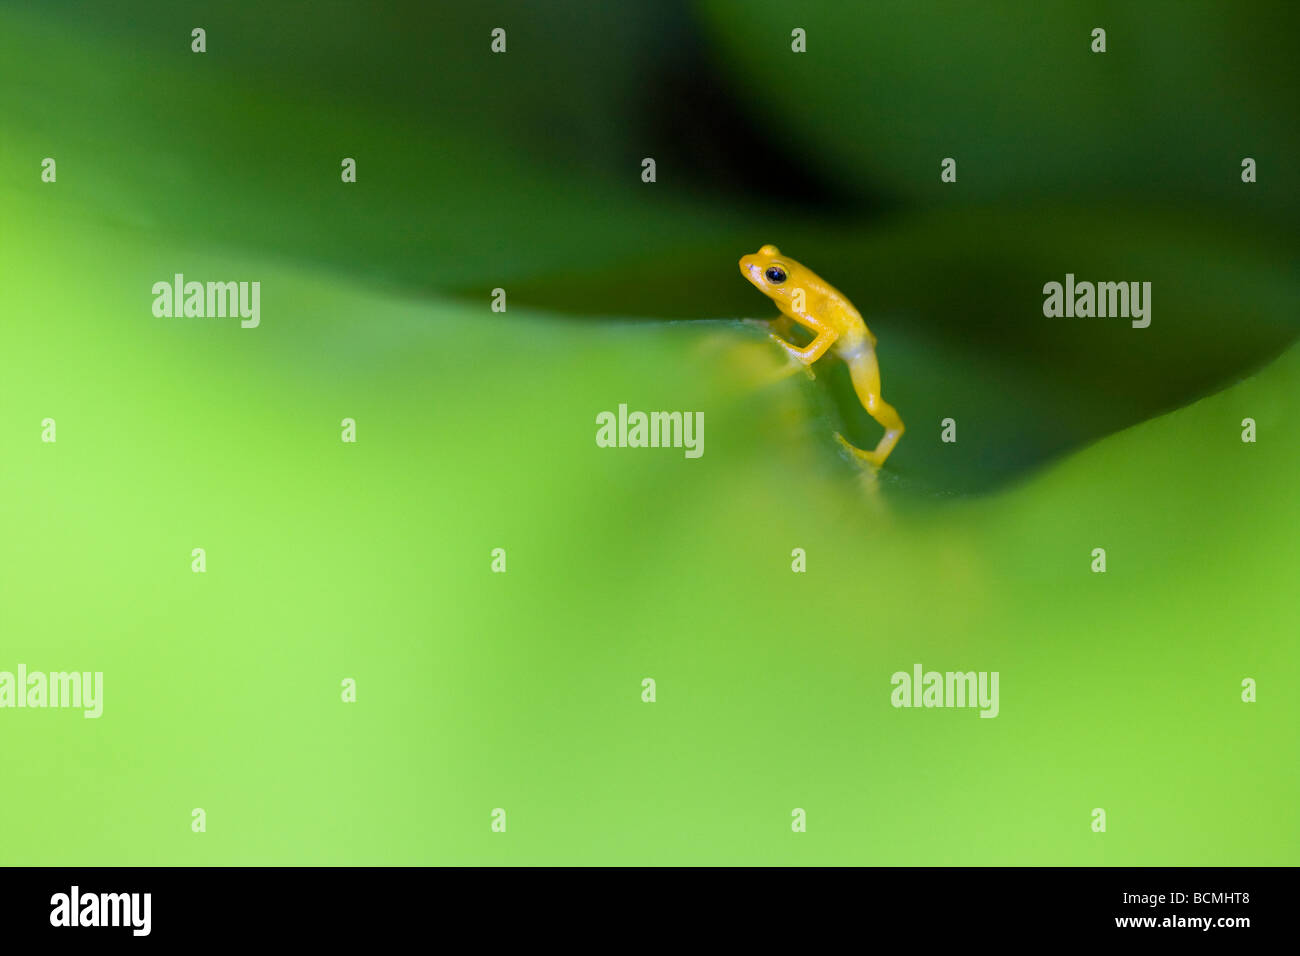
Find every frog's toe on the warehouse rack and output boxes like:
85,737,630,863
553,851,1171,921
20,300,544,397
834,432,883,468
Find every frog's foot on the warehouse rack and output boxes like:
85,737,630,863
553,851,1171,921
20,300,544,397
770,313,796,341
699,334,810,389
776,348,816,381
750,355,814,387
834,432,886,468
756,335,816,384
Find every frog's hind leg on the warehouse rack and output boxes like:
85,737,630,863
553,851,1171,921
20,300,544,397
838,346,904,468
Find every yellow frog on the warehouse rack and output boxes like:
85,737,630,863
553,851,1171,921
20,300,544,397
739,244,904,467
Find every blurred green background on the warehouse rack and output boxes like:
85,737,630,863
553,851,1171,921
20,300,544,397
1,0,1296,864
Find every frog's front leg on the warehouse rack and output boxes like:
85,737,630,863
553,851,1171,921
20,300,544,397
836,343,905,467
753,314,814,383
771,312,796,341
771,310,837,366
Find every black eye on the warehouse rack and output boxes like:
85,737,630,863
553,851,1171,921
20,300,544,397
764,266,787,284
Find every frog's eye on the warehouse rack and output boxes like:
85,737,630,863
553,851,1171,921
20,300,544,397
764,266,787,285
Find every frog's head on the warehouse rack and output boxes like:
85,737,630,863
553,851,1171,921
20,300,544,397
739,244,797,305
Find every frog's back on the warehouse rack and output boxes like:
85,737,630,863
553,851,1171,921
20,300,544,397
781,259,857,333
823,284,867,338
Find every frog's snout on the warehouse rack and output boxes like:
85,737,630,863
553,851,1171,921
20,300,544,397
740,245,781,287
